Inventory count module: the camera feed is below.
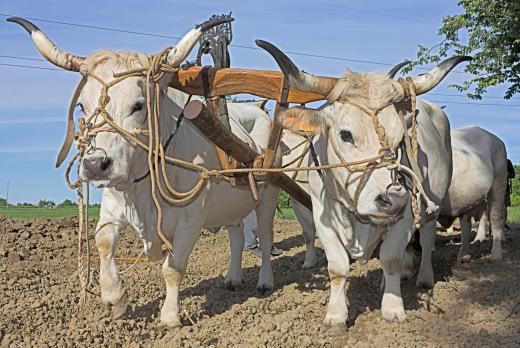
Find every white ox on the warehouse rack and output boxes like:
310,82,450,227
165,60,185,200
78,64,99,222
10,17,280,327
278,62,415,270
257,39,469,330
438,125,507,261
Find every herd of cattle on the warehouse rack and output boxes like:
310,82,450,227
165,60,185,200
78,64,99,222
9,17,512,332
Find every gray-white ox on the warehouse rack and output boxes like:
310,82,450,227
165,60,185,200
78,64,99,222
257,40,469,329
279,62,415,270
438,125,507,261
10,17,280,327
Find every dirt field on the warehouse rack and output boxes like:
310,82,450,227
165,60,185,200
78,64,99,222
1,215,519,347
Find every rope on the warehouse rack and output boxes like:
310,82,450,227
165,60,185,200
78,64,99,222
118,249,146,274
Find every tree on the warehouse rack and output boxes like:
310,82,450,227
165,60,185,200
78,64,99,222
406,0,520,99
512,165,520,207
0,197,7,206
38,199,56,208
61,199,76,207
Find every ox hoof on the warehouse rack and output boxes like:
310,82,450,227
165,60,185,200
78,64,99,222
224,278,244,291
302,252,317,269
256,285,273,296
415,277,434,289
415,270,434,289
490,252,503,261
159,318,182,329
382,307,406,322
472,237,486,244
458,254,472,263
111,291,129,319
323,322,347,337
302,259,317,270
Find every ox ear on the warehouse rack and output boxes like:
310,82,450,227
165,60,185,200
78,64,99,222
281,107,322,134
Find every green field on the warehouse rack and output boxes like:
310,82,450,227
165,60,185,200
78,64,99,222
0,206,100,219
0,205,518,223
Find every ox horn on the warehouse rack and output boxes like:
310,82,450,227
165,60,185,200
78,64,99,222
411,56,472,95
7,17,84,71
387,60,410,79
166,16,234,66
256,40,337,97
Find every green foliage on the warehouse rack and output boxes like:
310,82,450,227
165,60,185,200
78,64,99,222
276,207,296,220
277,191,292,209
0,197,7,206
17,202,35,207
37,199,56,208
60,199,76,207
405,0,520,99
511,165,520,206
276,191,296,219
508,206,520,223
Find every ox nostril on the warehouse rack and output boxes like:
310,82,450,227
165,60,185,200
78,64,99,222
101,157,112,171
375,193,392,209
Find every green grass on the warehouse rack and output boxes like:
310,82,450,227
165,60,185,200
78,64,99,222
0,205,516,223
276,207,296,220
0,206,100,219
508,206,520,224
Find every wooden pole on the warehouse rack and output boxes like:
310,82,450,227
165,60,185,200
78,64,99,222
183,100,312,211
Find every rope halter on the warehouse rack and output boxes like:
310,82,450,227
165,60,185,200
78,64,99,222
324,76,439,228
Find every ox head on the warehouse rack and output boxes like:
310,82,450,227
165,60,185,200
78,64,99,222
257,40,470,224
9,17,229,189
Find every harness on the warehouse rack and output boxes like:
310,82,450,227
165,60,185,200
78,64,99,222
60,47,440,309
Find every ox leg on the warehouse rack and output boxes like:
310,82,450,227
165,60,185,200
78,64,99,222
473,208,489,243
416,220,436,288
489,195,505,261
293,200,317,269
401,242,416,280
96,220,130,319
255,186,278,293
380,220,410,322
316,228,349,330
457,214,472,262
224,224,244,290
160,224,202,328
323,246,349,329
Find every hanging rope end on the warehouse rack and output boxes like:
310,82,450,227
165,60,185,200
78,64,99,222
425,200,439,214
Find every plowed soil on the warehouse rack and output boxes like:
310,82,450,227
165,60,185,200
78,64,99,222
1,215,519,347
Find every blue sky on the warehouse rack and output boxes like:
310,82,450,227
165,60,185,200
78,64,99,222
0,0,519,203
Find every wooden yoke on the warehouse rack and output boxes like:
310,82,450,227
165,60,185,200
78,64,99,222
170,67,326,104
184,100,312,211
262,76,289,170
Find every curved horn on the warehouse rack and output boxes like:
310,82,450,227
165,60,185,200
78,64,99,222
166,16,234,66
387,60,410,79
412,56,472,95
255,40,337,96
7,17,84,71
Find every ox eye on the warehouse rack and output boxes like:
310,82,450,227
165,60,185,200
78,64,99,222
340,130,354,144
132,100,144,114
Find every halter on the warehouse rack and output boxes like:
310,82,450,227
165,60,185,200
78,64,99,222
323,77,438,227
